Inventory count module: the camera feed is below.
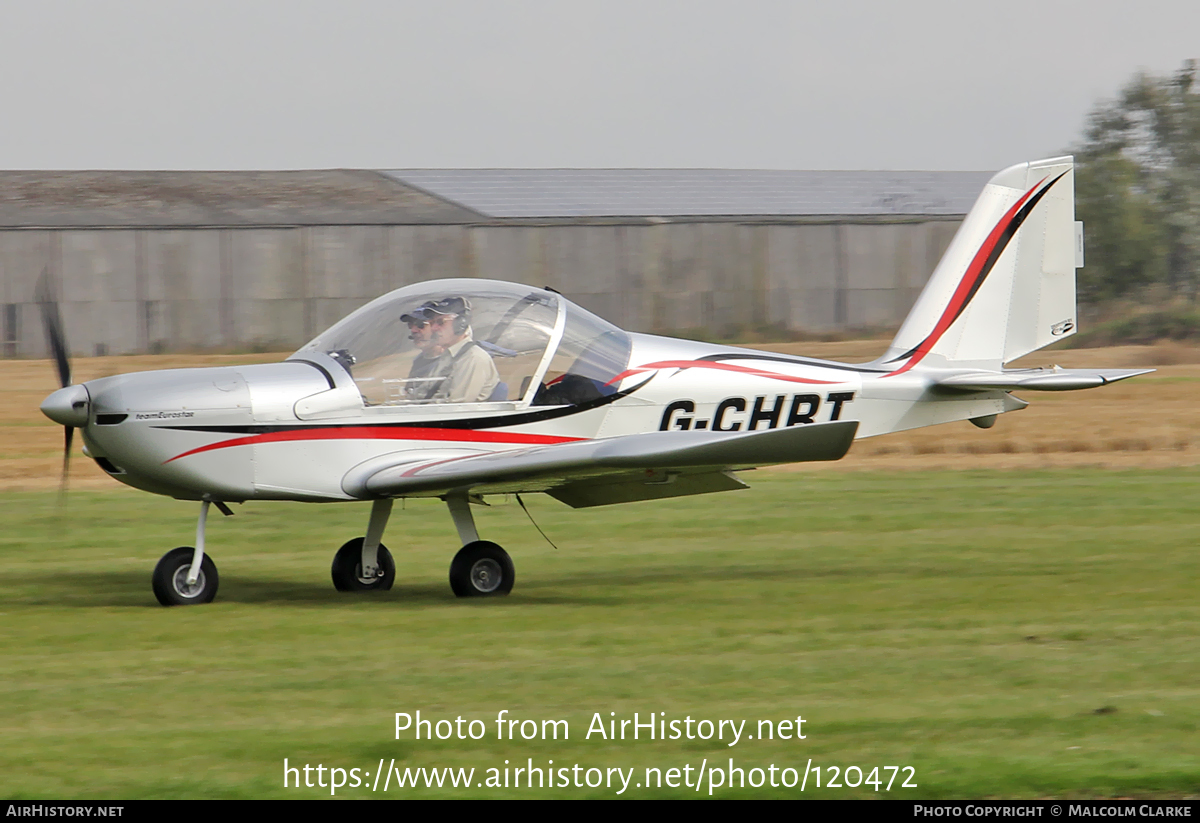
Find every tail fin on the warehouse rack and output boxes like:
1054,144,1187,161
882,157,1081,371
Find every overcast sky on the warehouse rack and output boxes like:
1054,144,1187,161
1,0,1196,171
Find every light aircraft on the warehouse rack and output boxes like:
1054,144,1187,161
39,156,1150,605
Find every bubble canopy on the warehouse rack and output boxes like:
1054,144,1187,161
293,279,632,408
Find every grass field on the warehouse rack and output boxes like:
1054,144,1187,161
2,470,1198,798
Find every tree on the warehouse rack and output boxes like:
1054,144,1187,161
1073,59,1200,304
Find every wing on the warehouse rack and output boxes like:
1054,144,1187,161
342,419,858,506
933,367,1154,392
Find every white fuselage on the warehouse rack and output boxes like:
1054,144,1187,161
77,333,1013,504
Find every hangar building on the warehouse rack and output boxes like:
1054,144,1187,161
0,168,989,357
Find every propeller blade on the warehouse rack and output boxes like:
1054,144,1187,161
60,425,74,502
35,270,72,388
37,271,76,508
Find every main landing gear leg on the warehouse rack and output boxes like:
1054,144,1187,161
151,498,220,606
446,493,514,598
331,498,396,592
446,494,479,545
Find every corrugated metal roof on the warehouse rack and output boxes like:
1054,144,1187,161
0,170,482,227
384,169,992,218
0,169,994,227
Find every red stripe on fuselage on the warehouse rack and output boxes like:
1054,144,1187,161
163,427,585,464
885,176,1049,377
608,360,837,386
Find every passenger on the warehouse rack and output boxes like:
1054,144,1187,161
407,297,500,403
400,304,446,399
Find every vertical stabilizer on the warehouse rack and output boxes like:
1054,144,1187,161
882,157,1079,371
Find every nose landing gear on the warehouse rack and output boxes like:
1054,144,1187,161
152,546,219,605
152,498,224,606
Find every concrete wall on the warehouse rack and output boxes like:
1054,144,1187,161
0,219,961,357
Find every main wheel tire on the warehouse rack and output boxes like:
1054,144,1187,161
449,541,514,598
152,546,219,606
331,538,396,591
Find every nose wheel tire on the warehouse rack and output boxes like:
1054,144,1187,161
152,547,219,606
449,541,514,598
331,538,396,591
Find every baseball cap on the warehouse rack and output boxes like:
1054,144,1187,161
401,297,469,323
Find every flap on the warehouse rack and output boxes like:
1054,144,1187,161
548,469,750,508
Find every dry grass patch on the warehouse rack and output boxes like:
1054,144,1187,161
1,341,1194,490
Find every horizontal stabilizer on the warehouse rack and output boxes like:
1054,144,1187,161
934,367,1154,392
349,419,859,498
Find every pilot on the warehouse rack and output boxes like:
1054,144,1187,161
399,305,446,399
408,296,500,403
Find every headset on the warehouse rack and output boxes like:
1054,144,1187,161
450,297,472,335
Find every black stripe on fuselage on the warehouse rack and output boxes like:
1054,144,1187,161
696,352,889,374
153,375,653,435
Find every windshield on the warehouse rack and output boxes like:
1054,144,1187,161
294,279,633,408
